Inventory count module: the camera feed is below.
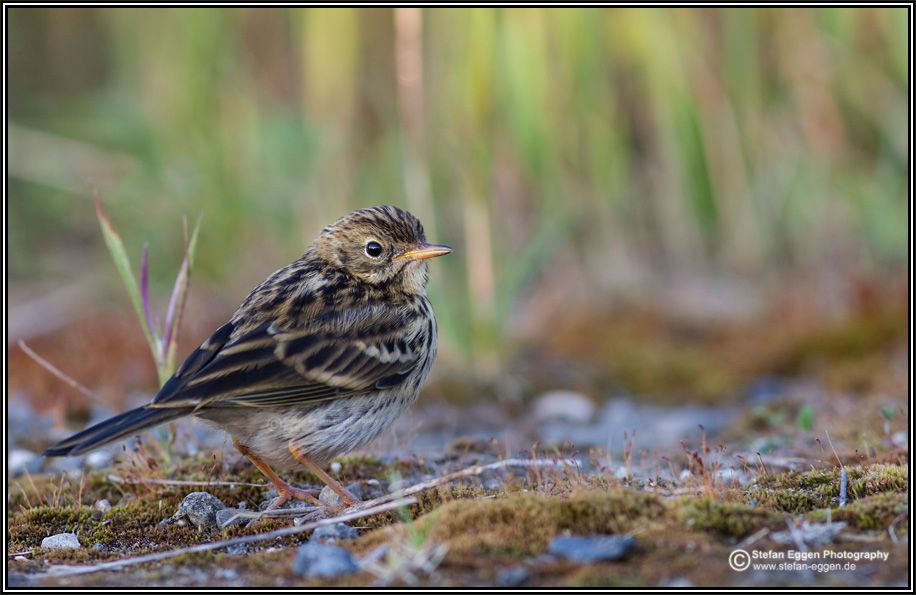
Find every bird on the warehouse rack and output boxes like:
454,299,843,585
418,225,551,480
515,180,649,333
44,205,451,511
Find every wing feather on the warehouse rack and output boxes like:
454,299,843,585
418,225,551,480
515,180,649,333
149,303,422,410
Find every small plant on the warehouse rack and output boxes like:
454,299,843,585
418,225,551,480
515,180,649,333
96,199,201,386
796,404,815,431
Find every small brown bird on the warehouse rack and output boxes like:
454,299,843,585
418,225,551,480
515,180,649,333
44,205,451,510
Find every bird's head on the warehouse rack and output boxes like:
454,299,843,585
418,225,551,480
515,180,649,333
315,205,451,294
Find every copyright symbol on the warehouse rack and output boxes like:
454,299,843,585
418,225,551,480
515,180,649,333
729,549,751,572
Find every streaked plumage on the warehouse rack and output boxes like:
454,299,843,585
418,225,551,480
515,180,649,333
44,205,451,509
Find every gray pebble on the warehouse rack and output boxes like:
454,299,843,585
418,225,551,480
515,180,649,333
215,508,250,529
93,543,110,554
548,535,635,563
93,499,112,514
318,483,363,507
8,449,42,477
293,543,359,578
310,522,358,543
85,450,114,470
497,565,530,587
176,492,225,530
533,390,596,423
41,533,81,550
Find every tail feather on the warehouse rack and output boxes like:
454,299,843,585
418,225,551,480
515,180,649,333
43,405,192,457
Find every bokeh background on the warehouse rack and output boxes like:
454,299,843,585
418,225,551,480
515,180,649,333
8,7,908,422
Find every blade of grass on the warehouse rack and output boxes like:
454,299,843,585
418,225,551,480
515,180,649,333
162,215,202,378
95,199,158,356
140,242,160,344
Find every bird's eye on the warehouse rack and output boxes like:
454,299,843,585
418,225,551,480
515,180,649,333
365,241,384,258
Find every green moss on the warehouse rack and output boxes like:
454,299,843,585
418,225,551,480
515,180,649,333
748,464,908,513
770,310,905,375
8,506,96,550
392,489,666,559
809,492,908,531
604,342,742,405
676,497,779,538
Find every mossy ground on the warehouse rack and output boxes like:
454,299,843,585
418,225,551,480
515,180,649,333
8,297,908,587
8,451,909,588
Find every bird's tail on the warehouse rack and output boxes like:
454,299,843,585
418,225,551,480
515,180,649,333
42,405,192,457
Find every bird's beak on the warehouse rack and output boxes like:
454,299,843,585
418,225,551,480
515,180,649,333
397,243,453,261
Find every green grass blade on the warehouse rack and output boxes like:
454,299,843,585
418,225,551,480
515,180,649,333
96,199,160,359
163,215,203,378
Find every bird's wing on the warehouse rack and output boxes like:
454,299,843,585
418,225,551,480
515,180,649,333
149,303,423,410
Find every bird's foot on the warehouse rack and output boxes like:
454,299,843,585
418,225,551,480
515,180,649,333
265,483,322,511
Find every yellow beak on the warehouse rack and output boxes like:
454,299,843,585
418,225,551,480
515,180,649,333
397,243,453,261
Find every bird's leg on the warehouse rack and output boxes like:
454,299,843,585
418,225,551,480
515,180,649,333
288,441,361,508
232,438,321,510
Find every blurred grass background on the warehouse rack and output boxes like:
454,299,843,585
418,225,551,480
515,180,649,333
8,7,909,382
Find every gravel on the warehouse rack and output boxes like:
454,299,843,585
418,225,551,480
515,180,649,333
293,543,359,578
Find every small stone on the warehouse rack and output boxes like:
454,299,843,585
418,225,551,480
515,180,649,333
216,508,251,529
318,483,363,507
293,543,359,578
93,543,110,554
533,390,596,423
310,522,358,543
93,499,112,513
85,450,114,470
8,449,42,477
41,533,81,551
497,565,530,587
175,492,225,530
548,535,635,563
